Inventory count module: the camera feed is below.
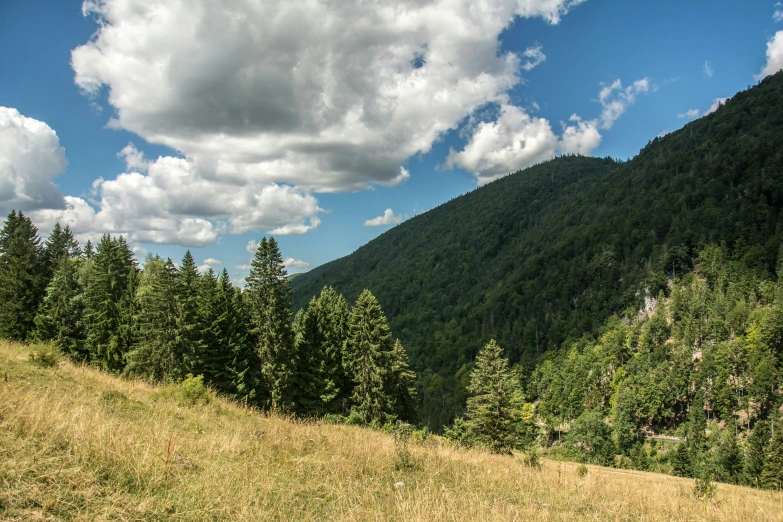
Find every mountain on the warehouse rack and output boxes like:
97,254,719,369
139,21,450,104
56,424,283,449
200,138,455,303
292,71,783,429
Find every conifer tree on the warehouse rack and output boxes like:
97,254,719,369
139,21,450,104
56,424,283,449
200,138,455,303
344,289,396,425
761,420,783,490
84,239,94,260
671,442,693,477
34,255,86,359
199,268,237,394
245,237,295,410
83,235,137,372
125,256,181,381
461,339,526,454
688,390,708,474
314,286,350,413
387,338,417,422
714,423,743,484
744,420,770,487
231,286,261,405
176,250,201,373
0,211,46,340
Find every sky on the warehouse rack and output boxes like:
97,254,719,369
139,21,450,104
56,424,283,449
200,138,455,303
1,0,782,283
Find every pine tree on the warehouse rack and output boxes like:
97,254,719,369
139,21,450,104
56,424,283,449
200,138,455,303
84,239,94,260
761,420,783,490
688,390,708,475
314,286,350,414
387,338,417,422
344,289,396,425
0,211,46,340
744,420,770,487
83,235,137,372
714,424,743,484
232,287,261,405
34,256,86,359
125,256,181,381
671,442,693,477
199,269,237,394
176,250,201,374
461,339,526,454
245,237,295,410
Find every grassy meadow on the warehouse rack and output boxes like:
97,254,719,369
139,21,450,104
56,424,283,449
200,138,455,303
1,340,782,521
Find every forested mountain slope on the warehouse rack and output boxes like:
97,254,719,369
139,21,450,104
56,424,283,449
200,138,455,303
293,71,783,428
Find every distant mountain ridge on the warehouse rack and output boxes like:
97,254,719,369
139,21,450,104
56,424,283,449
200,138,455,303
292,71,783,428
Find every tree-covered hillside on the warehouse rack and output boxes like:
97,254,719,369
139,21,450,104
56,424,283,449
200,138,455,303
292,71,783,429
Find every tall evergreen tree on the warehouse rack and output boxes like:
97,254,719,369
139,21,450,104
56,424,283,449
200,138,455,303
344,289,397,425
714,423,743,484
688,390,708,474
83,235,137,372
176,250,201,373
245,237,295,410
460,339,527,454
199,268,236,394
84,239,94,260
0,211,46,340
34,255,86,359
387,338,417,422
744,420,770,487
232,287,261,405
125,256,181,381
761,420,783,490
291,287,351,416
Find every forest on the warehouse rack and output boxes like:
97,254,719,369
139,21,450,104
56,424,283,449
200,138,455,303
0,215,416,426
292,70,783,430
1,72,783,491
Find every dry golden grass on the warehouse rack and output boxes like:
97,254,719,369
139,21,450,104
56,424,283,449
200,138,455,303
1,340,782,521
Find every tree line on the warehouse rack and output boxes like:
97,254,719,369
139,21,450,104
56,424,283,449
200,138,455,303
0,210,415,426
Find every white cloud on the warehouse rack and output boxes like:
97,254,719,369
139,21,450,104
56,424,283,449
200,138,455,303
757,31,783,79
364,208,403,226
71,0,584,194
444,103,559,185
203,258,221,266
677,108,700,119
283,257,310,269
0,107,66,214
774,9,783,22
236,263,252,270
521,43,546,71
598,77,650,130
118,143,150,172
31,152,322,247
246,239,259,255
705,97,729,115
559,115,601,155
703,60,713,78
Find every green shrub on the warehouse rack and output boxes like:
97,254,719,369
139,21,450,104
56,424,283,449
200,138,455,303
152,374,212,406
29,346,59,368
577,464,589,477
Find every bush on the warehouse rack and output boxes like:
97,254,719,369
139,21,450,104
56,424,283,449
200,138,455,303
577,464,589,477
693,475,716,499
29,346,59,368
153,374,212,406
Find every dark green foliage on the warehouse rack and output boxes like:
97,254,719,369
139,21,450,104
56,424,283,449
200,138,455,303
761,422,783,490
0,211,46,340
713,424,743,484
125,257,183,381
245,237,295,410
387,338,417,422
83,235,137,372
688,391,707,474
292,71,783,429
671,442,693,477
743,420,770,487
564,409,615,466
34,256,86,359
452,339,530,454
176,251,201,374
344,289,397,425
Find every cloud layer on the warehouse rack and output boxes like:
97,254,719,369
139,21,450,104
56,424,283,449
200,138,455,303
758,31,783,80
0,107,66,214
72,0,584,194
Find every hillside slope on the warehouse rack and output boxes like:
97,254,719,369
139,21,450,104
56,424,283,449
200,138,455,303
293,71,783,427
2,340,782,521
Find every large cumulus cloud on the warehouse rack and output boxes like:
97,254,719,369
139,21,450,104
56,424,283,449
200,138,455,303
0,107,66,214
72,0,585,192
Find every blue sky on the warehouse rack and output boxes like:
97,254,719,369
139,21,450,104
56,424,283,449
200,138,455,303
1,0,782,283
